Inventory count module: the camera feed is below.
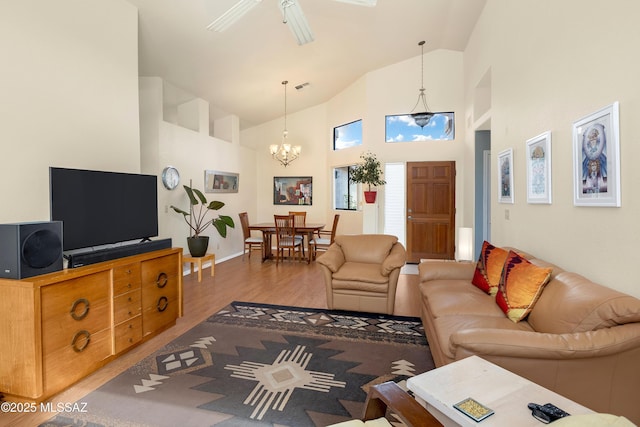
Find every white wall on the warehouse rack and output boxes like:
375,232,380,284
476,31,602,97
241,104,328,225
0,0,140,223
139,78,258,261
464,0,640,297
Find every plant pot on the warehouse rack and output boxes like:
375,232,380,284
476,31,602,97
363,191,377,204
187,236,209,257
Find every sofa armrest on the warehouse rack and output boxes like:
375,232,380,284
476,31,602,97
381,243,406,276
418,260,476,282
316,243,346,273
450,323,640,360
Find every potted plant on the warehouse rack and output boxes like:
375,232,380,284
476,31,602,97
171,184,235,257
349,151,386,203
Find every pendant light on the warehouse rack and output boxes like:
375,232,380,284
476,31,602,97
410,40,434,128
270,80,301,167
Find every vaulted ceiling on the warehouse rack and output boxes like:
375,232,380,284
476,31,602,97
126,0,486,129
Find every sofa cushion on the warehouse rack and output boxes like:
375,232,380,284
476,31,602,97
432,314,534,360
495,251,552,323
528,271,640,333
471,241,509,295
334,234,397,264
420,280,505,318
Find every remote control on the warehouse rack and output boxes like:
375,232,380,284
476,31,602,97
528,402,570,423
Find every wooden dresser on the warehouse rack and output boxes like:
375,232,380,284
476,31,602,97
0,247,183,402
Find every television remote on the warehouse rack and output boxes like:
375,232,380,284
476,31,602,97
528,402,570,423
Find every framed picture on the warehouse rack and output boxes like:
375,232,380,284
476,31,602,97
333,119,363,150
526,131,552,204
205,170,239,193
274,176,312,205
572,102,621,207
497,148,514,204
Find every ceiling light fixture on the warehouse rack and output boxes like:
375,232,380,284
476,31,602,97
270,81,301,167
410,40,434,128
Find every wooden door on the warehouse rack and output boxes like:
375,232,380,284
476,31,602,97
406,161,456,263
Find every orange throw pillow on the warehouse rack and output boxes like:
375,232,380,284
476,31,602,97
496,251,553,323
471,241,509,295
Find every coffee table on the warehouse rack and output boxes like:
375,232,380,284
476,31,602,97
407,356,594,426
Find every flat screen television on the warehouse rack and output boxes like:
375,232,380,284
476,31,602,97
50,167,159,251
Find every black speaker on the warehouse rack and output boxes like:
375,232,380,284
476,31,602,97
0,221,63,279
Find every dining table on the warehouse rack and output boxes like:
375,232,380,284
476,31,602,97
248,222,325,263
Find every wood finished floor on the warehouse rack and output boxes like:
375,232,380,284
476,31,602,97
4,251,422,427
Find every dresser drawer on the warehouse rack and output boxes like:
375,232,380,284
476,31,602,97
114,288,142,325
43,328,111,396
141,254,179,287
113,262,141,296
141,277,178,336
114,315,142,354
41,271,111,355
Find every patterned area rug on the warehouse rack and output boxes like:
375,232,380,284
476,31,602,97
41,301,433,427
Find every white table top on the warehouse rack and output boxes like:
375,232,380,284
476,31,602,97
407,356,594,426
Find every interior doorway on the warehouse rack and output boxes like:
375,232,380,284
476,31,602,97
474,130,491,257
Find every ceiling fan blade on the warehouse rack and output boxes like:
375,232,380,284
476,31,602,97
278,0,315,45
206,0,263,32
333,0,377,6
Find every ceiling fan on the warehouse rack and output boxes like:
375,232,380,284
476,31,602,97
206,0,378,45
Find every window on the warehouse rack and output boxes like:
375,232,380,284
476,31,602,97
385,112,454,142
333,166,358,210
333,120,363,150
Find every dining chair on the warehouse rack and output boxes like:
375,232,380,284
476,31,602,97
238,212,264,260
309,214,340,262
274,214,303,264
289,211,307,258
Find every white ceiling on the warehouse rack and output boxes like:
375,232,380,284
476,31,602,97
126,0,486,129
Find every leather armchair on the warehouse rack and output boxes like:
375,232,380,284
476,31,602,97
317,234,406,314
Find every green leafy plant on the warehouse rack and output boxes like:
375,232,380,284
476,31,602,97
170,185,235,238
349,151,386,191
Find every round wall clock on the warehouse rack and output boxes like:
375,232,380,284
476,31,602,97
161,166,180,190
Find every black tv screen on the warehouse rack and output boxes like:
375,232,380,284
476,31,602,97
50,167,159,251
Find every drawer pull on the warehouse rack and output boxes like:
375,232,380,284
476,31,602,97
71,330,91,353
128,297,132,302
70,298,90,321
157,296,169,312
156,272,168,288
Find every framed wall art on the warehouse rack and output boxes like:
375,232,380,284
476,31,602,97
572,102,620,207
273,176,312,205
526,131,552,204
497,148,514,204
205,170,239,193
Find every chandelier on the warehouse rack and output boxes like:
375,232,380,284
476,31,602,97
270,80,301,167
410,40,434,128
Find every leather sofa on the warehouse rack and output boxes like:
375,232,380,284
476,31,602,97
317,234,406,314
418,248,640,424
